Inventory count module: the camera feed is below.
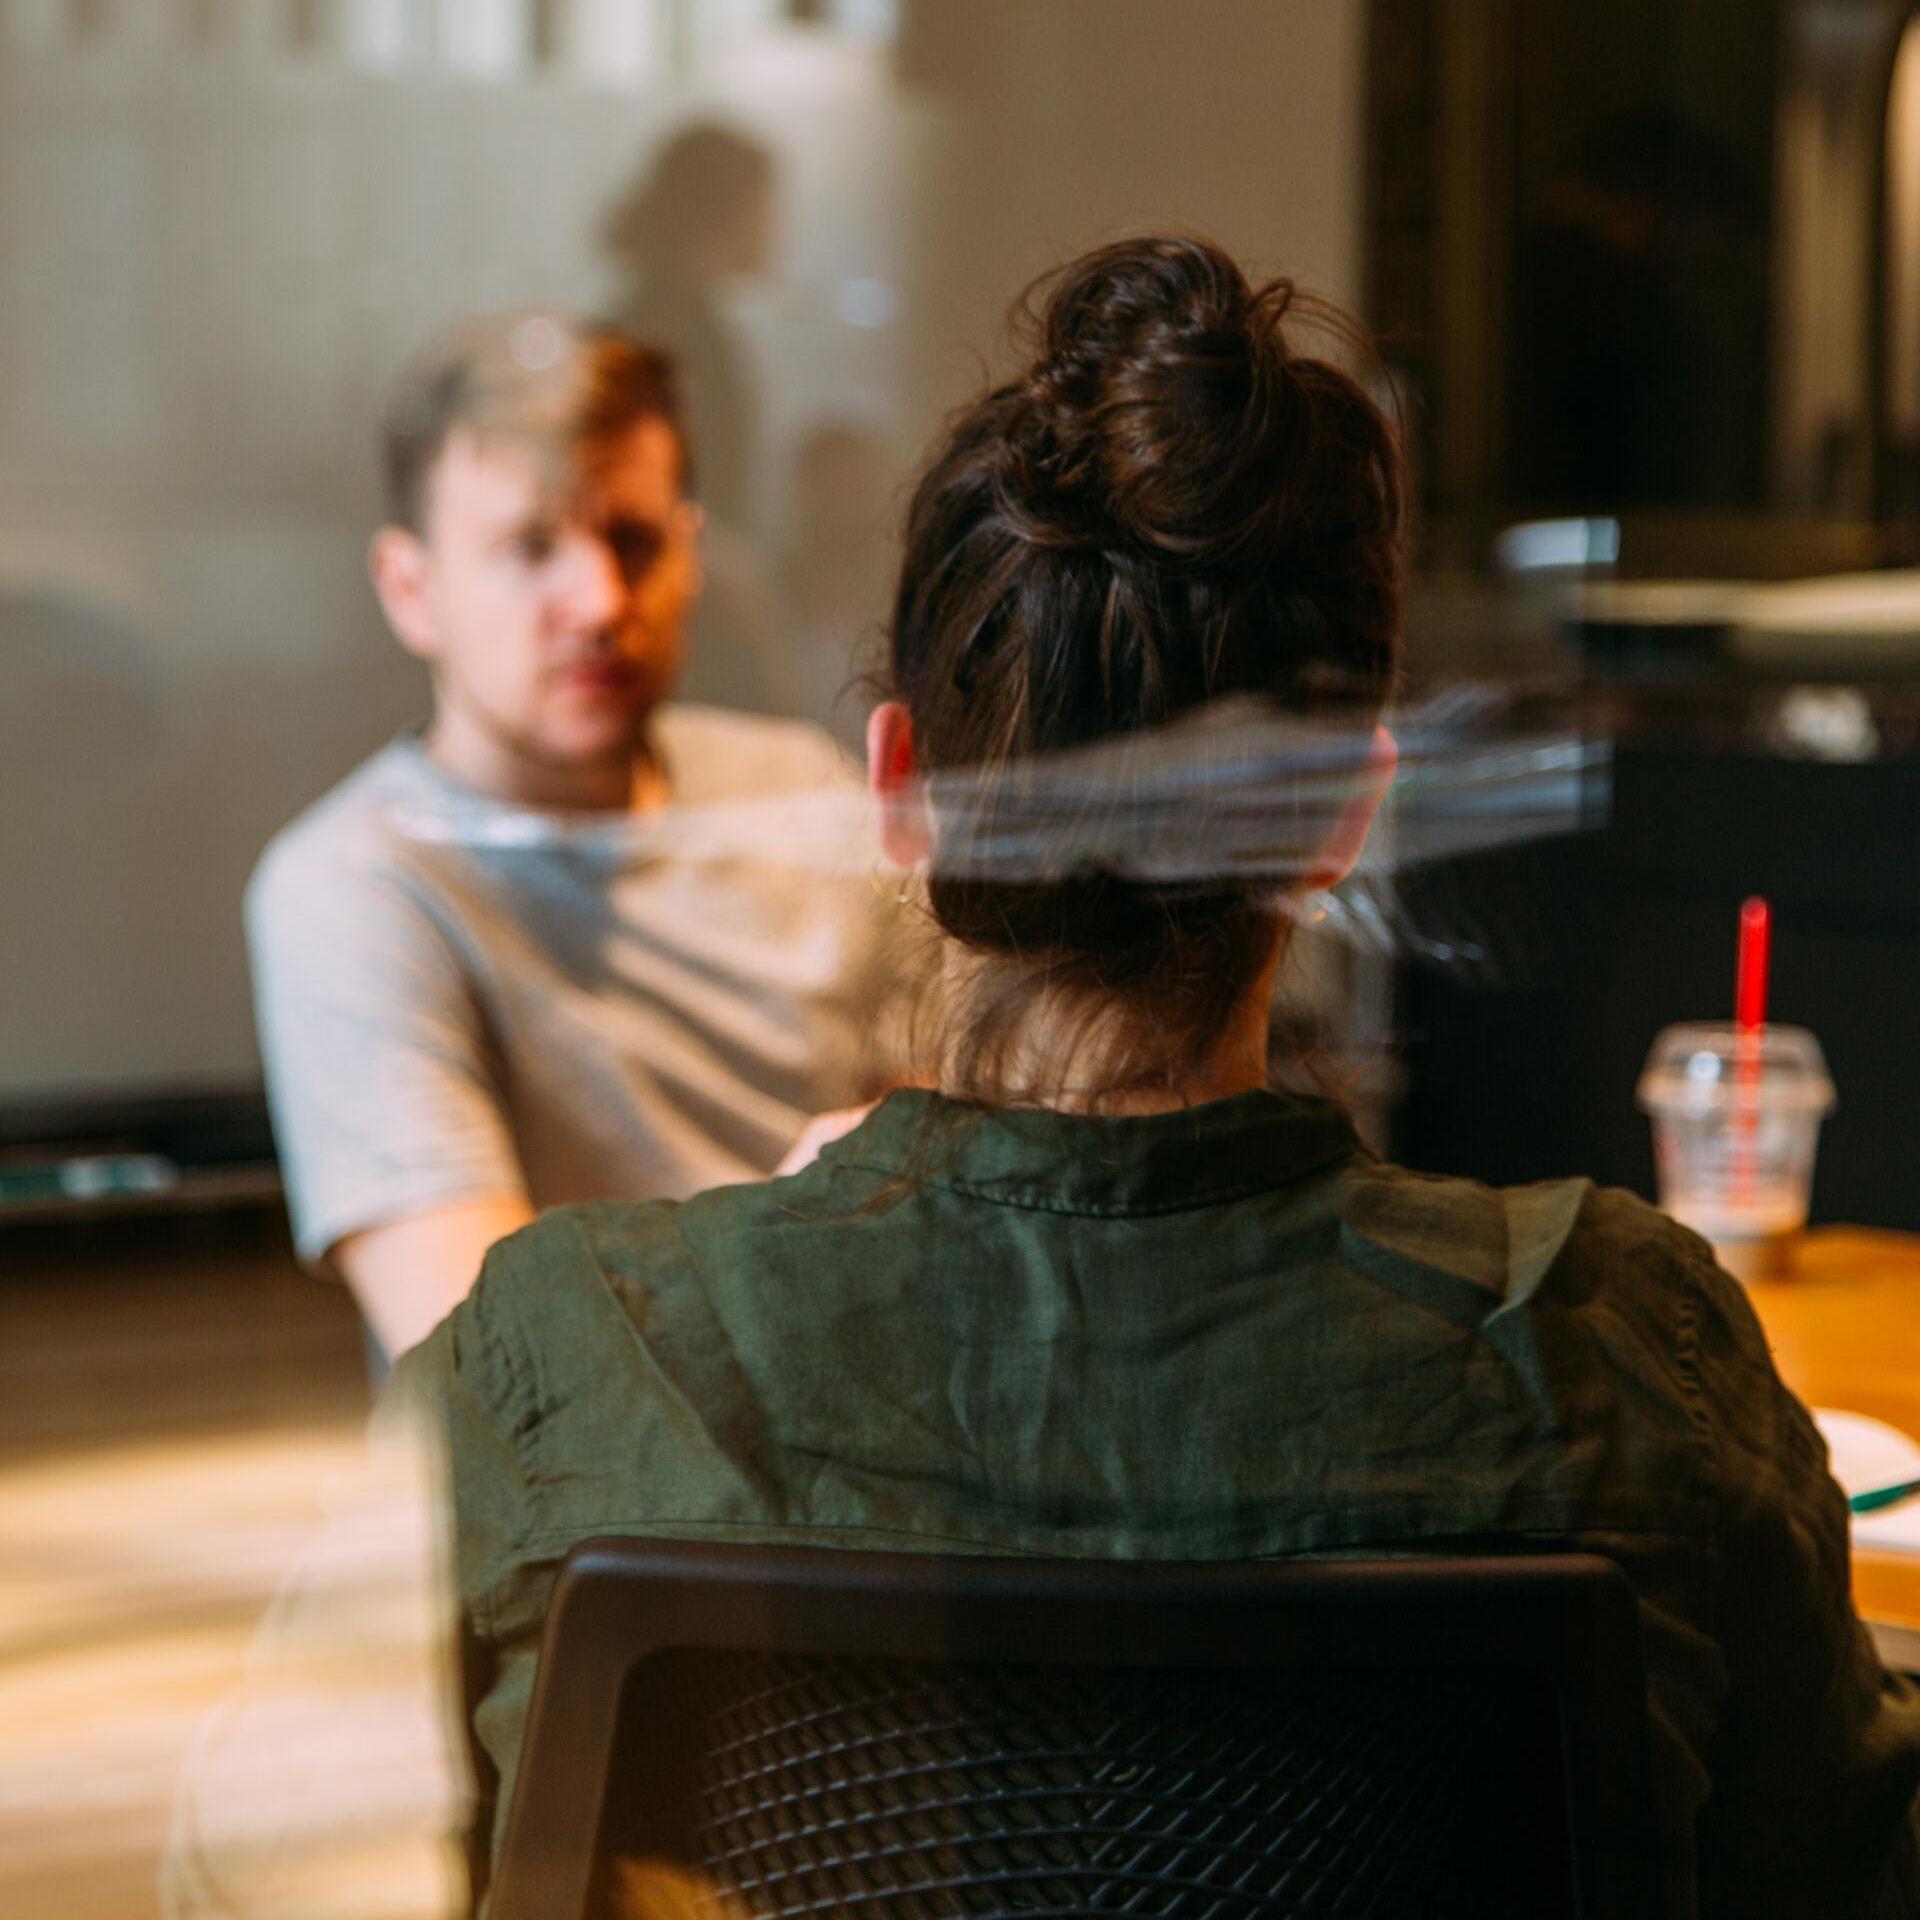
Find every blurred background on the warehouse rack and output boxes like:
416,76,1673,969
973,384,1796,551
2,1,1918,1911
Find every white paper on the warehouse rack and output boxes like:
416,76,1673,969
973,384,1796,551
1813,1408,1920,1555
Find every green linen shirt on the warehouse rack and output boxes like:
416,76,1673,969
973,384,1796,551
392,1087,1920,1917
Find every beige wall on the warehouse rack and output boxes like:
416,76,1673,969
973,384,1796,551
0,0,1366,1100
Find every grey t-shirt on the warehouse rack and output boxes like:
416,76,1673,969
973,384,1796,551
247,705,894,1264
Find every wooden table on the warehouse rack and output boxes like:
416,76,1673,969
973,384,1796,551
1745,1228,1920,1648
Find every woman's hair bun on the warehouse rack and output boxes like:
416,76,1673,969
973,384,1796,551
882,232,1405,1104
998,234,1316,567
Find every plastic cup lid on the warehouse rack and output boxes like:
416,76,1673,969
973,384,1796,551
1636,1022,1836,1116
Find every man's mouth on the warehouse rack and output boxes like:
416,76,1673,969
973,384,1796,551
556,661,644,697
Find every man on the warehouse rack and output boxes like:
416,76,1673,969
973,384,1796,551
248,311,895,1363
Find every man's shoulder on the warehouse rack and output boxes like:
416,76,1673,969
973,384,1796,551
245,741,458,967
657,703,858,803
246,738,439,934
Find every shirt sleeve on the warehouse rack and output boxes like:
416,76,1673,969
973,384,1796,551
1684,1245,1920,1917
246,832,527,1265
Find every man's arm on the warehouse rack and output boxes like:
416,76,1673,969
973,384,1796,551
246,834,533,1323
771,1102,880,1178
335,1197,534,1363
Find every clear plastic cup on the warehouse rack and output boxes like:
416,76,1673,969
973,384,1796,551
1636,1023,1835,1281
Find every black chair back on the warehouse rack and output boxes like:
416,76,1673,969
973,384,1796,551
489,1541,1667,1920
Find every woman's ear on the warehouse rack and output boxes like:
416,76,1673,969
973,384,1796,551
867,701,934,867
1308,723,1397,889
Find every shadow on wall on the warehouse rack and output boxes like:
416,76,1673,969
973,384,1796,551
0,588,166,758
767,420,898,748
600,121,792,721
0,589,177,1095
0,528,426,1099
601,120,780,539
597,121,897,738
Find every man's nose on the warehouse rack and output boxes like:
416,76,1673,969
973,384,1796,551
554,532,630,628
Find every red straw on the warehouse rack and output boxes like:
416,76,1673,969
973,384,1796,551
1731,897,1770,1206
1735,896,1771,1031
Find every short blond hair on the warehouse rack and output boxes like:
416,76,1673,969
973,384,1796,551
380,310,686,532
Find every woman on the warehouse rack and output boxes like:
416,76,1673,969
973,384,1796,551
398,237,1920,1915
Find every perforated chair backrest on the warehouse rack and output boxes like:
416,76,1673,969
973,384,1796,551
489,1542,1667,1920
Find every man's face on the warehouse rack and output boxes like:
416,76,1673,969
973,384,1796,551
383,416,696,780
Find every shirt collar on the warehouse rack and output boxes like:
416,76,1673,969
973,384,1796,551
821,1086,1362,1218
380,722,675,861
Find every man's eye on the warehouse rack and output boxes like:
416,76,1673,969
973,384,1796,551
512,531,556,564
609,525,666,574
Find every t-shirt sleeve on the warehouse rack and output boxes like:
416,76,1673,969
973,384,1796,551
1683,1242,1920,1916
246,831,527,1264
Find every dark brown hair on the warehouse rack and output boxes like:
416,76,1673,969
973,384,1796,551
380,311,686,533
885,235,1405,1105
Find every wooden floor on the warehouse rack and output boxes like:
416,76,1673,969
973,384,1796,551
0,1209,371,1920
12,1213,1919,1917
